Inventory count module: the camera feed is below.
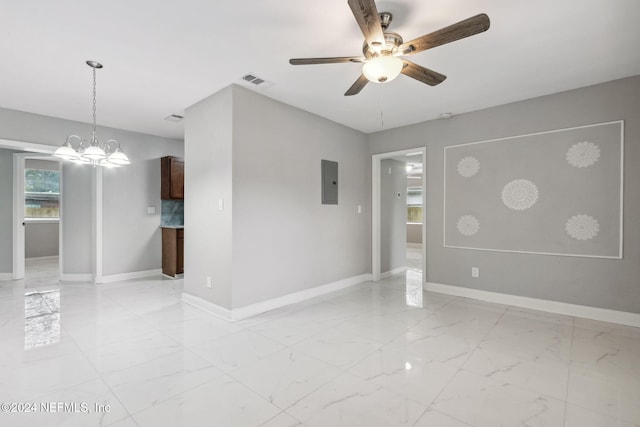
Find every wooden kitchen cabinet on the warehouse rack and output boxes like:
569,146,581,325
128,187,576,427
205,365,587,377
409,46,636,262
161,156,184,200
162,227,184,277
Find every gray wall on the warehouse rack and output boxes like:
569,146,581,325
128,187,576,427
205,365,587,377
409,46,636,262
0,107,183,278
368,75,640,313
231,85,370,307
25,222,59,258
184,85,370,310
61,164,92,275
184,86,234,309
407,224,422,245
380,159,407,273
0,149,19,274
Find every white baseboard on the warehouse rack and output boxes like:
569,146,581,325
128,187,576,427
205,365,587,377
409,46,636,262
0,273,13,280
181,293,233,321
61,273,93,282
425,282,640,328
162,273,184,280
406,243,423,248
183,273,373,322
380,266,408,280
99,269,162,284
232,273,372,320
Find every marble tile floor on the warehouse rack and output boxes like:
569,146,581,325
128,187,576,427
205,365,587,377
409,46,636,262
1,270,639,426
406,245,422,272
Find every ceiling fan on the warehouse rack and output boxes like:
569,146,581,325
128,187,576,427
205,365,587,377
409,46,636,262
289,0,490,96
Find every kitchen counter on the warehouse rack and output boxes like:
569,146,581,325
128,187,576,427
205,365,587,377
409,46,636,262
161,225,184,229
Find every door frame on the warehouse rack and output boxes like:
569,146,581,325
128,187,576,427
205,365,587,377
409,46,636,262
371,147,427,282
1,138,60,280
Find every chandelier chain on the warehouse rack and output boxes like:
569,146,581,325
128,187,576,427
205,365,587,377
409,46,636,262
92,67,97,134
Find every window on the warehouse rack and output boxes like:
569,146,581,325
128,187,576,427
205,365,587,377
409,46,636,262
25,169,60,219
407,186,422,223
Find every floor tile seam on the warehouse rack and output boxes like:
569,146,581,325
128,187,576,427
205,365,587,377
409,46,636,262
69,337,139,422
257,410,304,427
225,354,345,414
424,303,512,415
411,407,474,427
471,340,573,366
287,338,383,375
26,374,133,426
562,396,639,425
106,415,141,427
155,320,249,347
93,341,189,371
277,366,430,424
12,372,104,405
251,312,370,348
563,316,576,426
129,372,281,424
407,360,464,425
181,336,286,374
67,324,184,356
453,303,509,369
457,365,569,402
115,365,228,417
279,342,355,373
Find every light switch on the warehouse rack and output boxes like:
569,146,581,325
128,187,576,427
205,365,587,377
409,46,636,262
218,199,224,211
357,205,362,214
147,206,156,215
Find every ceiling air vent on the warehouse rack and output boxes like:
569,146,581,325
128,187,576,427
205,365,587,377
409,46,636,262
240,73,273,88
164,114,184,122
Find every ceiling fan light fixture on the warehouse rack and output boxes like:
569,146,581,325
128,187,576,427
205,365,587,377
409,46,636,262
362,55,403,83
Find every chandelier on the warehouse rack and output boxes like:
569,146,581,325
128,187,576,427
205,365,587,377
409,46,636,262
54,61,130,167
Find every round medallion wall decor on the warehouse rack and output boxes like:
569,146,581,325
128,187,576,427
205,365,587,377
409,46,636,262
566,141,601,168
457,215,480,236
565,214,600,240
457,156,480,178
501,179,539,211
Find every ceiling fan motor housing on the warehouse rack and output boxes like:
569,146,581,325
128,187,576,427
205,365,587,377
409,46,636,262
362,31,403,58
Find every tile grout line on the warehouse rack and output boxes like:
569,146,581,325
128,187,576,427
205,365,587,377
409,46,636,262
411,302,509,425
562,316,575,427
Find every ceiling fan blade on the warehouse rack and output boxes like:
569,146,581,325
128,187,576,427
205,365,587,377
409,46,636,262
401,61,447,86
347,0,385,49
289,56,366,65
344,74,369,96
399,13,490,55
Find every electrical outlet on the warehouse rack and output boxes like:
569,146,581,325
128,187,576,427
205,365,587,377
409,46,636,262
206,276,212,288
471,267,479,278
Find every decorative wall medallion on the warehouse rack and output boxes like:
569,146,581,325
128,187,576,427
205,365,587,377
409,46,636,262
501,179,539,211
457,215,479,236
566,214,600,240
457,156,480,177
566,141,601,168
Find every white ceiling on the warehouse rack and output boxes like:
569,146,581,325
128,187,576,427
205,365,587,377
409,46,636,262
1,0,639,141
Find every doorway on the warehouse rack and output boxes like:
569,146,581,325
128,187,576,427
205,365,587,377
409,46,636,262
372,148,426,284
22,157,62,285
3,140,62,284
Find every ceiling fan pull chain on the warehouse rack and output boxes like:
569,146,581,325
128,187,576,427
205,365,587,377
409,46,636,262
380,85,384,128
